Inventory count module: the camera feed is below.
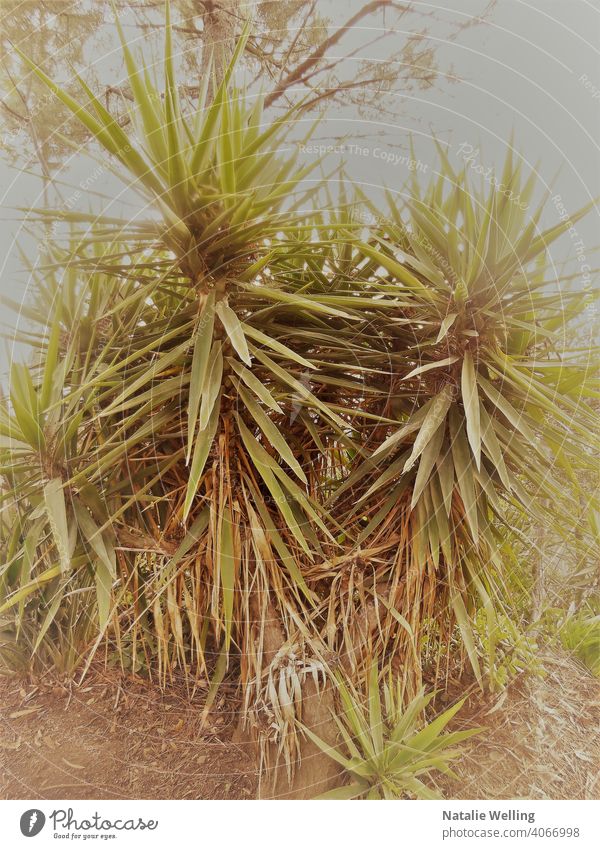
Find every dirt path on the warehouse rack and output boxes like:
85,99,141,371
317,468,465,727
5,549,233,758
0,667,256,799
1,651,598,800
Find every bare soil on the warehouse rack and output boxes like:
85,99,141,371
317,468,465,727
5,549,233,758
0,666,257,799
1,651,597,800
438,652,600,800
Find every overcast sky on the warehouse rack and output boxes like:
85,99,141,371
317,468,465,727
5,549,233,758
312,0,600,245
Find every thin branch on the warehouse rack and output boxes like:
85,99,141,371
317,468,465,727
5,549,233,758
264,0,402,108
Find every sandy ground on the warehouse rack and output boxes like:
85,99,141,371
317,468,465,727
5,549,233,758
438,652,600,800
1,651,598,800
0,667,256,799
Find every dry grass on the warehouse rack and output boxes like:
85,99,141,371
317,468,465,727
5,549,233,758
438,651,600,800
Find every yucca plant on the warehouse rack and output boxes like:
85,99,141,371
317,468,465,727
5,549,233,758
18,8,325,279
1,2,597,797
313,150,599,690
2,12,363,781
303,663,480,799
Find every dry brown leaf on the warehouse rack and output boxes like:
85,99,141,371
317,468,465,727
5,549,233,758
9,708,40,719
62,758,85,770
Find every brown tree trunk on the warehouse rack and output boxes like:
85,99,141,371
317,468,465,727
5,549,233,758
233,603,341,799
264,676,341,800
198,1,339,798
199,1,242,100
